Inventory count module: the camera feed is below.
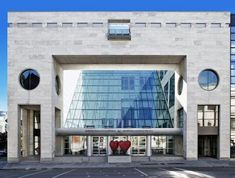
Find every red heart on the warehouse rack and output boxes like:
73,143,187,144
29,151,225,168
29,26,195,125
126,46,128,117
109,140,119,152
119,140,131,153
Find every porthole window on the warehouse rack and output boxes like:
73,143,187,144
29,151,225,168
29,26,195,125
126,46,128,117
178,76,183,95
55,75,61,95
198,69,219,91
19,69,40,90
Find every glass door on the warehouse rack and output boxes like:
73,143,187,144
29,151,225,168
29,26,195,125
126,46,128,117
92,136,107,155
198,136,217,158
131,136,146,155
33,111,40,156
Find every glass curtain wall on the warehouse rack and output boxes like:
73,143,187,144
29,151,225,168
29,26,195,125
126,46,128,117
64,70,173,129
231,14,235,157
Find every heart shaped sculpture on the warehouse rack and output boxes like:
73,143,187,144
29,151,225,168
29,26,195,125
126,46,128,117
119,140,131,154
109,140,119,153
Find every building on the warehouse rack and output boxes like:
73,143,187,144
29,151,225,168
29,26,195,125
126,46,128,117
7,12,234,163
0,111,7,133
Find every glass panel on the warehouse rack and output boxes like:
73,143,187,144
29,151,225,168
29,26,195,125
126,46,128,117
232,41,235,48
198,105,219,127
131,136,146,155
232,77,235,84
63,136,87,156
151,136,174,155
92,136,107,155
64,70,174,128
20,69,40,90
232,27,235,33
232,48,235,55
109,24,130,35
232,62,235,69
198,70,218,91
232,55,235,62
232,34,235,40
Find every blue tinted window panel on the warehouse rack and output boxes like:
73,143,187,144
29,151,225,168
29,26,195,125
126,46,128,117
231,70,235,76
232,48,235,55
232,62,235,69
232,41,235,48
232,34,235,40
65,70,173,128
232,27,235,33
232,55,235,62
232,77,235,84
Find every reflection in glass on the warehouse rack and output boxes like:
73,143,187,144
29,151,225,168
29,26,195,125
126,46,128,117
198,69,219,91
64,136,87,156
131,136,146,155
19,69,40,90
65,71,174,129
151,136,174,155
197,105,219,127
92,136,107,155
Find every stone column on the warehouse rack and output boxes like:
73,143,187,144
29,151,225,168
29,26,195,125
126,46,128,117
40,104,54,162
127,136,131,155
87,136,92,156
107,136,111,155
7,105,20,163
147,136,151,156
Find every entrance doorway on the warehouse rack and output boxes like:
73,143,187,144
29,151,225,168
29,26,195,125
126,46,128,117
33,111,40,156
198,136,217,158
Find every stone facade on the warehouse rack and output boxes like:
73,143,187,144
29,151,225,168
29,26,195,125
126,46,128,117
8,12,231,162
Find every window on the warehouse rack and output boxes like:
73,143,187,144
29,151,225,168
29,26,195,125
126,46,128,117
178,108,184,128
178,76,183,95
92,136,107,155
19,69,40,90
131,136,146,155
151,136,174,155
64,136,87,156
198,105,219,127
198,69,219,91
55,75,61,95
169,75,175,108
108,19,131,40
121,76,135,90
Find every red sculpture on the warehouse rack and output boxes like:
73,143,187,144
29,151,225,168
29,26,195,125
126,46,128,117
109,140,131,155
109,140,119,153
119,140,131,154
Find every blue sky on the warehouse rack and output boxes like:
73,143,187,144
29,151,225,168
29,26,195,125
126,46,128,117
0,0,235,111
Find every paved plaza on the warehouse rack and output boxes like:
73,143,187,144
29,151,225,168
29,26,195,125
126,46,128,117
1,167,235,178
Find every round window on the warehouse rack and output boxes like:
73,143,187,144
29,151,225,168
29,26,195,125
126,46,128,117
178,76,183,95
198,69,219,91
55,75,61,95
19,69,40,90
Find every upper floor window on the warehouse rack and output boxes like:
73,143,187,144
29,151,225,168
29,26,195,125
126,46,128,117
108,19,131,40
19,69,40,90
198,105,219,127
121,76,135,90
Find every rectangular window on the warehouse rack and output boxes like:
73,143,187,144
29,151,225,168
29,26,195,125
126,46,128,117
197,105,219,127
92,136,107,155
169,75,175,108
178,108,184,128
151,136,174,155
232,41,235,48
121,76,135,90
131,136,146,155
108,19,131,40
